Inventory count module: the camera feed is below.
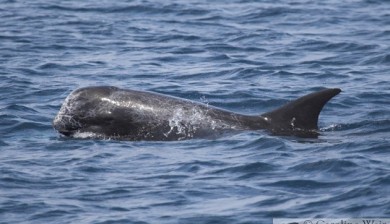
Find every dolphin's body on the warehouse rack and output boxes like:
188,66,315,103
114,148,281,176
53,86,341,140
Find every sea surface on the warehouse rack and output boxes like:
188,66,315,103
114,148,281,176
0,0,389,223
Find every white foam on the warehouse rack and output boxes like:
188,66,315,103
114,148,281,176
72,131,101,139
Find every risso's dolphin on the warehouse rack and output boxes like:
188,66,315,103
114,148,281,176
53,86,341,140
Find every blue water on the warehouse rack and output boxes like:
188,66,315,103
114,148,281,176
1,0,389,223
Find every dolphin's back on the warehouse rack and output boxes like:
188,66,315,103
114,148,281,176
53,86,265,140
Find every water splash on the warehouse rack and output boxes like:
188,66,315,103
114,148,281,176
165,107,207,139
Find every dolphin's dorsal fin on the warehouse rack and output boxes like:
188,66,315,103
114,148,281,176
261,88,341,136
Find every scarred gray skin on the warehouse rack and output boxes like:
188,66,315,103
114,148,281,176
53,86,341,140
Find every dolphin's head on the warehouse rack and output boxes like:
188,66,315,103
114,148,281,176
53,86,119,136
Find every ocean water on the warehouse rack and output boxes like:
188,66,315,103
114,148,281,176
0,0,389,223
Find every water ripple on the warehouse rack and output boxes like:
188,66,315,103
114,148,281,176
1,0,389,223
